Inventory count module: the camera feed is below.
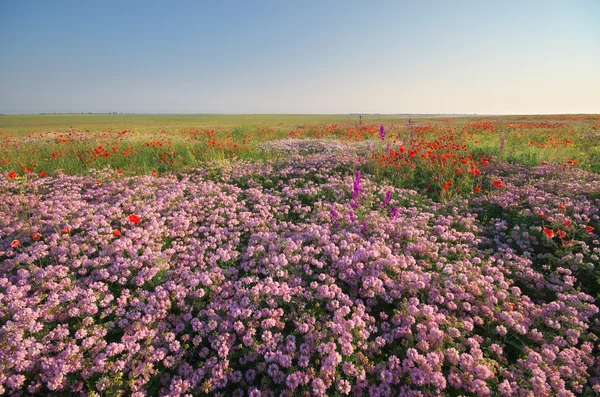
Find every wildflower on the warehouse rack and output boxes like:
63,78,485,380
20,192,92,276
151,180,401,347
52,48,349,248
11,239,20,248
382,190,392,207
128,214,141,223
31,233,41,241
379,125,385,140
538,210,546,220
474,187,481,193
39,171,48,177
492,180,503,188
330,210,339,218
558,204,565,211
390,207,399,219
543,228,554,239
112,229,121,237
352,171,361,200
586,226,595,233
563,220,571,227
556,230,566,239
8,171,16,179
455,168,463,174
426,184,431,189
60,227,71,234
349,210,355,222
499,136,505,152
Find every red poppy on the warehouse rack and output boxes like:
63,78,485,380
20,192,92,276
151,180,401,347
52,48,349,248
442,184,449,191
39,171,48,177
562,240,572,247
60,227,71,234
586,226,595,233
540,161,549,165
558,204,565,211
563,220,571,227
31,233,41,241
543,228,554,238
11,239,20,248
455,168,463,174
474,187,481,193
425,184,430,188
8,171,16,179
492,180,503,188
112,229,121,237
556,230,567,239
128,214,141,223
538,211,545,220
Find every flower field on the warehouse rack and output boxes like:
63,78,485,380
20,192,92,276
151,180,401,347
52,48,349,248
1,115,600,396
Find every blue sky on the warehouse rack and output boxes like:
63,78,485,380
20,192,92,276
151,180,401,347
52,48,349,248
1,0,599,114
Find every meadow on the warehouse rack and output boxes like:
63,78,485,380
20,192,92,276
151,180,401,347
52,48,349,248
1,114,600,396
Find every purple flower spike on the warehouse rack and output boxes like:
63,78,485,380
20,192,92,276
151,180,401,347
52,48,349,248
379,125,385,140
349,210,355,222
500,136,505,152
390,207,399,219
330,209,339,218
352,171,362,200
361,221,368,233
382,190,392,207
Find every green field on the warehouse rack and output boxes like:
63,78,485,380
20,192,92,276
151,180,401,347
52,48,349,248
1,114,600,177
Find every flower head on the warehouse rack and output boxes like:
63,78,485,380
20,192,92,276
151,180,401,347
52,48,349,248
128,214,141,223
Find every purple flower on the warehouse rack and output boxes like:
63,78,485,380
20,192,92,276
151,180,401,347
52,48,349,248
499,136,505,152
330,209,339,218
382,190,392,207
379,125,385,140
352,171,361,200
361,221,367,233
390,207,398,219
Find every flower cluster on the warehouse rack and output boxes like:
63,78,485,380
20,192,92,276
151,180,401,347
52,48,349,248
0,150,598,396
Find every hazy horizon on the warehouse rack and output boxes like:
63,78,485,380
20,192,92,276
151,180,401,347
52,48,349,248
1,0,599,114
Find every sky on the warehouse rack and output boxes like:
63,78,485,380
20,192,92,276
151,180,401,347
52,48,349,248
0,0,599,114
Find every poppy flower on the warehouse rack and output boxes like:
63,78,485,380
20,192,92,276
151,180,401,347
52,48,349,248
474,187,481,193
31,233,41,241
8,171,16,179
11,239,20,248
425,184,431,188
538,211,545,220
492,180,504,188
455,168,463,174
112,229,121,237
543,228,554,238
558,204,565,211
39,171,48,177
586,226,595,233
556,230,567,239
563,220,571,227
60,227,71,234
128,214,141,223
